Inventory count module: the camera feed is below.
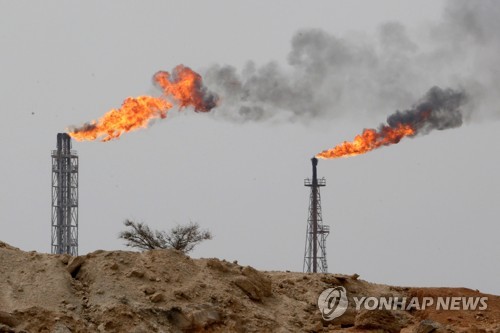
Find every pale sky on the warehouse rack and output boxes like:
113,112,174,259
1,1,499,295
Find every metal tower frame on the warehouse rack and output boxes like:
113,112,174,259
51,133,79,255
303,157,329,273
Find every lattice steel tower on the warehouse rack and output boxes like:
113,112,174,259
51,133,79,255
303,157,329,273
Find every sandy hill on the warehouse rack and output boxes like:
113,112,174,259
0,241,498,333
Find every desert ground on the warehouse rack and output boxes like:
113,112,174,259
0,241,498,333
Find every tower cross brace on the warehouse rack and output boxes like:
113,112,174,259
303,157,329,273
51,133,79,255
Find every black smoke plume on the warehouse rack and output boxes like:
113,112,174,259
387,86,467,135
204,0,499,123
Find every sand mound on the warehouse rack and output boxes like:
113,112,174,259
0,241,498,332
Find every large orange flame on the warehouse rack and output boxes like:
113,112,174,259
153,65,217,112
316,124,415,159
68,96,171,142
68,65,217,142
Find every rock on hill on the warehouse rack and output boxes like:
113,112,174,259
0,241,498,333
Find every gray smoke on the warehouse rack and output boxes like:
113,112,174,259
204,0,499,123
387,86,466,135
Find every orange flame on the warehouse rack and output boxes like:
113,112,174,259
68,96,171,142
153,65,217,112
316,124,415,159
68,65,217,142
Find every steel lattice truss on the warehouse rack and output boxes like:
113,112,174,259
303,158,329,273
51,133,78,256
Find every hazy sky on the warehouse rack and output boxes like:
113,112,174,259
1,1,499,295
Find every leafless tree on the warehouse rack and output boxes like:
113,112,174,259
119,220,212,253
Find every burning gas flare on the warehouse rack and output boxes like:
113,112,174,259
316,87,467,159
317,124,416,159
68,65,218,142
154,65,218,112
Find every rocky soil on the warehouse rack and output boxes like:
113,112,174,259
0,241,498,333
